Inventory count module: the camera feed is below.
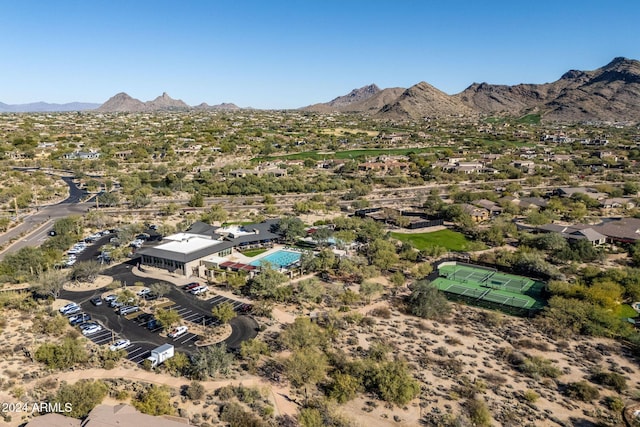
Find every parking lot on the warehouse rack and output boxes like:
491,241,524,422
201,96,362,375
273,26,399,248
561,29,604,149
77,318,154,364
61,273,258,362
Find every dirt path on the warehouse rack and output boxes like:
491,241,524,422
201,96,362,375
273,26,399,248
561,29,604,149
35,366,299,417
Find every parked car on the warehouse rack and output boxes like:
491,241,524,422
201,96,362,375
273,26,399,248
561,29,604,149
69,313,91,326
109,339,131,351
135,313,154,323
141,293,158,301
168,326,188,338
81,324,103,335
103,294,117,303
59,302,79,314
184,282,200,291
90,297,103,306
190,285,209,295
136,288,151,297
147,319,159,330
118,305,140,316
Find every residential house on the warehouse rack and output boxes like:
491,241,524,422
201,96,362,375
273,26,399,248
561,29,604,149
600,198,636,210
593,217,640,244
473,199,503,216
460,204,490,222
535,224,606,246
25,404,190,427
555,187,608,200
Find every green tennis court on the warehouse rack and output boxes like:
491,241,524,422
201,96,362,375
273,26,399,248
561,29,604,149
434,261,546,312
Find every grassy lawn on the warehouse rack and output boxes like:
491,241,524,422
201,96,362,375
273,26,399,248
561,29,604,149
390,229,486,252
240,248,268,258
616,304,639,319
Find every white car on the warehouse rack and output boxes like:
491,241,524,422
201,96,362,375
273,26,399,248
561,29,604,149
136,288,151,297
190,285,209,295
168,326,188,338
109,339,131,351
59,302,79,314
81,324,103,335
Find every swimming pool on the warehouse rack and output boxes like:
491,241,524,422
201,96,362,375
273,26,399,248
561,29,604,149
250,249,302,269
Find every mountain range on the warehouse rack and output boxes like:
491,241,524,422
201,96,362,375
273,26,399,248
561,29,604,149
1,57,639,121
303,57,640,122
96,92,239,112
0,101,100,113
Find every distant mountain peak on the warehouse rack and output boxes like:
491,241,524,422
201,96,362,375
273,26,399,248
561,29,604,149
456,56,640,122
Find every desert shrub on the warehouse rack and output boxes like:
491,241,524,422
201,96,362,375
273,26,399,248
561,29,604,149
565,381,600,402
522,389,539,403
31,313,68,336
51,380,108,418
481,372,507,386
590,371,627,392
603,395,625,412
34,337,88,369
514,339,549,351
132,385,173,416
369,307,391,319
186,381,205,400
465,398,492,427
219,402,268,427
478,311,504,327
328,373,361,403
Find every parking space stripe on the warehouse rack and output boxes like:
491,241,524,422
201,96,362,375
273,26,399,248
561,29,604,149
180,334,198,344
208,296,225,304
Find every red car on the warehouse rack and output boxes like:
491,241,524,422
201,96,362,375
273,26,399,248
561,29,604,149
184,282,200,291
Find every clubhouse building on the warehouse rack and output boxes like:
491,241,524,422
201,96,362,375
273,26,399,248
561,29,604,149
136,219,283,277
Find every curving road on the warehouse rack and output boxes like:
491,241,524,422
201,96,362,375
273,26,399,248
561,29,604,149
0,176,92,259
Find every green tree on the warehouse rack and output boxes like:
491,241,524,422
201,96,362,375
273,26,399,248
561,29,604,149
190,343,234,380
155,308,181,330
329,373,361,403
371,360,420,405
408,281,450,319
275,216,305,243
189,192,204,207
285,348,328,400
226,271,247,291
97,191,120,207
148,282,171,298
359,281,384,303
280,317,327,350
163,352,191,376
211,301,237,324
69,260,102,282
32,269,68,299
247,264,287,299
240,339,271,372
51,380,108,418
133,385,174,415
365,238,398,270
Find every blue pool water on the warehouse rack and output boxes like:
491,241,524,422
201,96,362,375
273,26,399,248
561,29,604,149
250,250,302,268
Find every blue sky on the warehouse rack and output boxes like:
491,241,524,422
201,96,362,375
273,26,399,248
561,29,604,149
1,0,638,108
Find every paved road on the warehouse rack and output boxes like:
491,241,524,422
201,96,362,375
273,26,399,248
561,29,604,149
0,177,92,259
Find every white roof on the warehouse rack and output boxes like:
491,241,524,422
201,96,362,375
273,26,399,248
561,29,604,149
164,232,212,241
154,236,222,255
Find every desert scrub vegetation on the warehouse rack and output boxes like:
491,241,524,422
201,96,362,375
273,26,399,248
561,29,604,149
564,381,600,402
34,337,89,369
